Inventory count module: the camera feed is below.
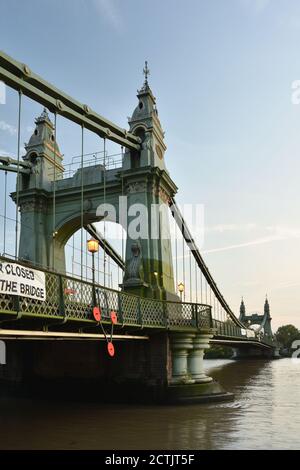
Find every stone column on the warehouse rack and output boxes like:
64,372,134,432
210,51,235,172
170,333,195,384
188,331,214,383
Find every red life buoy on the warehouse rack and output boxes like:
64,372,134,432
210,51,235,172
107,342,115,357
93,306,101,322
110,311,117,325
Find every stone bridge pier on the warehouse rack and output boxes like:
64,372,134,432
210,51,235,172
166,330,233,403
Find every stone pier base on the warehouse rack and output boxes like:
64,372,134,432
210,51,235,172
165,381,233,404
167,329,234,404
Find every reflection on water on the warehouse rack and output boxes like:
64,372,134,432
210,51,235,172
0,358,299,449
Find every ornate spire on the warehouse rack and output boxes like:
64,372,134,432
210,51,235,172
240,297,246,316
125,62,167,172
24,107,63,177
143,61,150,87
264,296,270,314
35,107,52,125
138,61,152,95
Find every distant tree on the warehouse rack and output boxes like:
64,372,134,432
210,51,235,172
275,324,300,350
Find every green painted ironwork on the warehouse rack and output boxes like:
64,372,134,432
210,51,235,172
0,50,140,151
0,256,211,332
0,256,275,347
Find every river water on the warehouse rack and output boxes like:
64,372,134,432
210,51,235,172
0,358,299,450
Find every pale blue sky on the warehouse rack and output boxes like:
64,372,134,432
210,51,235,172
1,0,300,328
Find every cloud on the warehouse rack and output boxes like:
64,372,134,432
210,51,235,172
172,224,300,258
265,225,300,241
0,147,25,158
202,236,282,254
202,225,300,255
206,223,257,233
270,280,300,291
0,121,17,136
0,148,12,157
92,0,123,32
239,0,271,14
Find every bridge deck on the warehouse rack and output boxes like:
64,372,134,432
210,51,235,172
0,257,274,348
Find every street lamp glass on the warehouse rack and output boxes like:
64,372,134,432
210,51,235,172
87,238,99,253
178,282,184,293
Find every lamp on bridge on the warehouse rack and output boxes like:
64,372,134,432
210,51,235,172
178,282,185,302
87,238,99,306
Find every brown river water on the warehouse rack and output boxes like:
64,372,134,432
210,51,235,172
0,358,299,450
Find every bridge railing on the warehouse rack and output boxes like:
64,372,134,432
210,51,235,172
0,257,276,347
0,256,213,332
255,333,276,347
212,319,243,338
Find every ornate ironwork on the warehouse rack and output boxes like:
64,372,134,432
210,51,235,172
0,256,275,346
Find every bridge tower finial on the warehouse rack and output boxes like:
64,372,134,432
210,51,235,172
239,297,246,321
143,60,150,87
264,296,270,313
263,295,272,336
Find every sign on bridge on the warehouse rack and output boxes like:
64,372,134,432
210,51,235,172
0,261,46,301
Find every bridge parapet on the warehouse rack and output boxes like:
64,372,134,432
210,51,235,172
0,257,277,351
0,256,212,333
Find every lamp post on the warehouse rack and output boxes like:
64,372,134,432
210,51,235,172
87,238,99,306
178,282,185,302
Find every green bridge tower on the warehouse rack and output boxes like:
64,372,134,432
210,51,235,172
14,67,178,301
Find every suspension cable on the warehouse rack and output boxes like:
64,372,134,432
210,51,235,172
15,90,22,259
52,111,57,270
103,137,107,287
182,235,185,301
195,257,198,303
174,218,178,292
200,272,203,303
108,255,111,287
169,197,245,327
3,170,7,255
72,234,75,277
85,229,88,280
189,249,192,302
98,245,100,285
121,146,125,263
80,125,84,280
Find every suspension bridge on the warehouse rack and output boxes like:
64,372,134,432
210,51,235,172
0,51,278,403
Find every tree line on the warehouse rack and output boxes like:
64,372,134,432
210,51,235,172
204,324,300,359
275,324,300,356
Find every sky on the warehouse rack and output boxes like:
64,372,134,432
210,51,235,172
1,0,300,329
